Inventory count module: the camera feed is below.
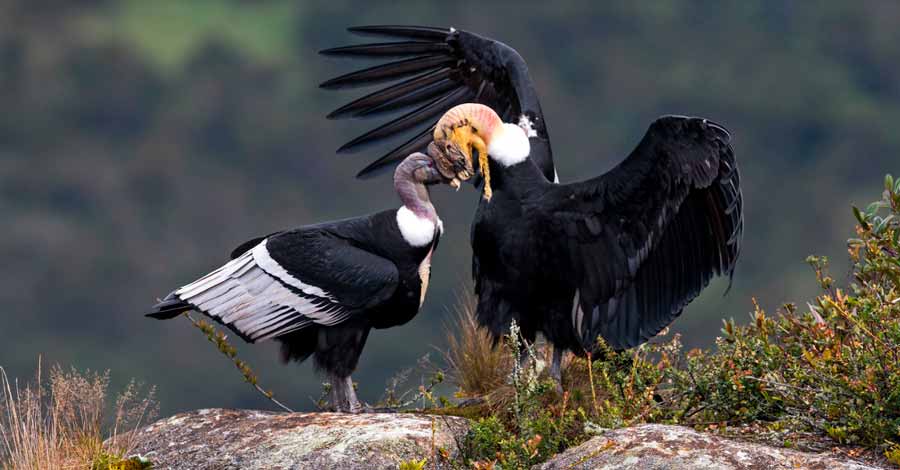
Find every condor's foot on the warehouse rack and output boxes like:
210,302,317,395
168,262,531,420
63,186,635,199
330,374,363,413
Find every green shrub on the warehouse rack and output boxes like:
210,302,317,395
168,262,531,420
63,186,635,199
458,324,583,469
662,174,900,447
91,453,152,470
444,174,900,466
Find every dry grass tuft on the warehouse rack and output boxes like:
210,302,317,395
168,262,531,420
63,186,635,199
0,360,157,470
441,291,510,398
441,291,568,414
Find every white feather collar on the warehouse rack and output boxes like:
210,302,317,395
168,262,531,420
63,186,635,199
396,206,437,247
487,123,531,167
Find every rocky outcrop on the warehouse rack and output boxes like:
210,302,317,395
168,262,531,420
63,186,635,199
128,411,887,470
536,424,885,470
127,409,469,470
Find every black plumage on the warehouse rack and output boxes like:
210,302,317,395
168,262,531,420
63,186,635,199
147,153,449,412
475,116,741,353
322,27,743,383
320,25,555,179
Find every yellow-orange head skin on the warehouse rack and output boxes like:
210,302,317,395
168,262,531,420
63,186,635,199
433,103,504,201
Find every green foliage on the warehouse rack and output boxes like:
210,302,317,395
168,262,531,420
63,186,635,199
668,177,900,447
92,453,152,470
578,337,675,428
885,444,900,467
445,175,900,466
396,457,427,470
87,0,299,72
462,417,507,466
6,0,900,417
461,416,550,470
457,322,583,469
575,175,900,449
626,176,900,447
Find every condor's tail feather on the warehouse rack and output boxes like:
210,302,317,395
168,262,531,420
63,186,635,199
146,293,192,319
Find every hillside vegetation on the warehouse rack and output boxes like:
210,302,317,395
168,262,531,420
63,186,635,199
433,176,900,469
2,0,900,419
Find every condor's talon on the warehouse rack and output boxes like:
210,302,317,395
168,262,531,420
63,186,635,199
450,178,461,190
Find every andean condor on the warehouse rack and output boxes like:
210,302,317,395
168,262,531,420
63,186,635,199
322,26,743,386
146,151,472,412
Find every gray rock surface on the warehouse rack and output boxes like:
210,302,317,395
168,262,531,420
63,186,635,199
535,424,884,470
127,408,469,470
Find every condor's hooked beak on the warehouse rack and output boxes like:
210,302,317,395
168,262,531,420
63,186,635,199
436,124,492,200
426,141,474,190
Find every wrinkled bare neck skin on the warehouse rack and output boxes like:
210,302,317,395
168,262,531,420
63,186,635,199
394,158,437,222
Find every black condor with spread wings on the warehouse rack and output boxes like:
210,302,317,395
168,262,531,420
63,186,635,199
323,25,743,384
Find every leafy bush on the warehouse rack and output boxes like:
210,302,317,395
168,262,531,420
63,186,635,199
456,323,583,469
663,174,900,447
442,174,900,467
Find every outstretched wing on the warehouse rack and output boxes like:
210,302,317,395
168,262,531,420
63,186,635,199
546,116,742,351
157,228,399,343
321,25,555,180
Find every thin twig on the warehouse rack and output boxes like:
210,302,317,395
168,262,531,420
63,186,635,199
586,352,599,417
825,298,890,350
183,312,294,413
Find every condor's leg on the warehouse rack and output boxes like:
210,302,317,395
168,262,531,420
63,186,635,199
329,374,362,413
343,376,361,412
313,321,371,413
549,345,564,394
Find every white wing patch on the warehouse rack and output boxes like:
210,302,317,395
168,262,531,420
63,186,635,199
571,289,584,339
517,114,538,138
396,206,436,247
252,241,334,300
174,240,348,342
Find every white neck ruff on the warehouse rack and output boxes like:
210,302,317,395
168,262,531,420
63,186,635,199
487,123,531,167
396,206,437,247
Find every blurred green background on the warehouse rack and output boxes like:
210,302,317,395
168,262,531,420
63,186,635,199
1,0,898,416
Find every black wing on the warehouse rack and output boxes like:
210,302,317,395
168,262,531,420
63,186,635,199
154,228,399,343
321,25,555,180
230,233,278,259
546,116,742,351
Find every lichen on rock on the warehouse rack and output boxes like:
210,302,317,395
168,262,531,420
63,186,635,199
125,409,469,470
535,424,886,470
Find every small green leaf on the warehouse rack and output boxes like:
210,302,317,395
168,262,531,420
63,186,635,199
886,174,894,193
872,215,895,235
853,206,870,229
866,202,883,216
